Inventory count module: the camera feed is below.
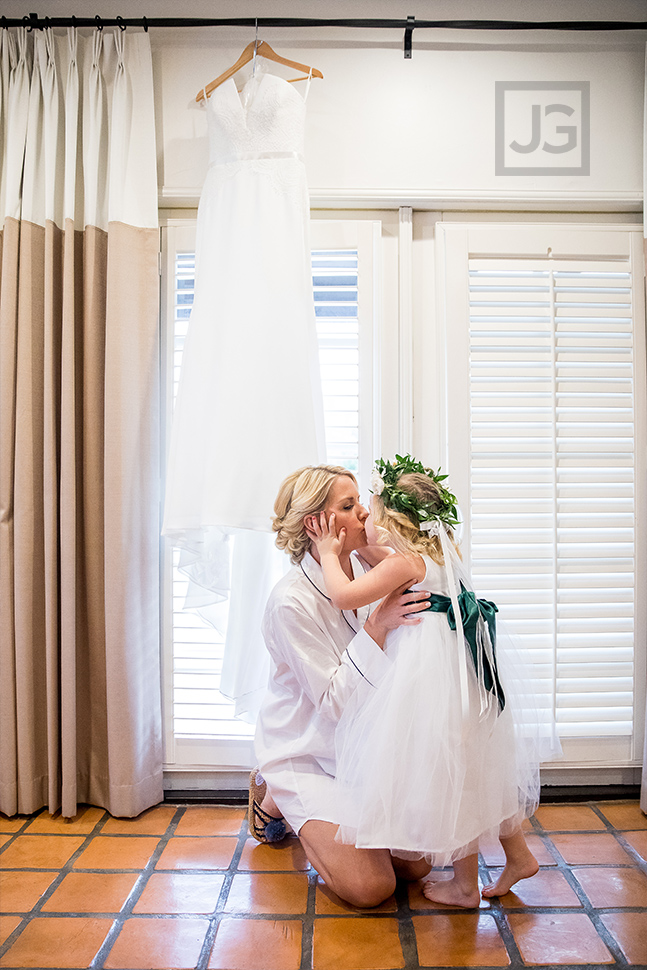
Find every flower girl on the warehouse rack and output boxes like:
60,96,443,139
309,455,556,906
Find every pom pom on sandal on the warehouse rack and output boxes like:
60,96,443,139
264,817,287,842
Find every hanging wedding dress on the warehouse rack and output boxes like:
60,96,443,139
163,67,325,715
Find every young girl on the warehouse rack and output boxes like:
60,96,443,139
309,455,556,907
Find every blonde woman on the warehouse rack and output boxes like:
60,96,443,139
253,464,431,907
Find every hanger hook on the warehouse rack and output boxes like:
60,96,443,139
252,17,258,76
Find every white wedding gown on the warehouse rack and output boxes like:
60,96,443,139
163,68,325,605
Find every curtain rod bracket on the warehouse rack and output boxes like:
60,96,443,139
404,15,415,58
26,11,38,31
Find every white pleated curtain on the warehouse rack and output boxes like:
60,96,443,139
0,27,161,818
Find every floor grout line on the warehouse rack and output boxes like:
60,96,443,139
89,805,185,969
194,813,252,970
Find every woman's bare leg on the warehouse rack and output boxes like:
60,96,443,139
481,827,538,897
299,820,399,908
423,853,480,908
391,856,432,882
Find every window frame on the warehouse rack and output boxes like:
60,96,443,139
159,210,645,790
159,211,397,783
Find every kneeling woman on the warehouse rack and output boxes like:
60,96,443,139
253,464,431,907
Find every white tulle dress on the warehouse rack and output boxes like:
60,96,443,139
162,68,324,600
334,540,560,865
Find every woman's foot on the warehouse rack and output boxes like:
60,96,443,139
423,876,481,909
481,849,539,897
248,767,288,843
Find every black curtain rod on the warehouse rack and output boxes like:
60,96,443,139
2,14,647,32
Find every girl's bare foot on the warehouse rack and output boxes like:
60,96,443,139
423,877,481,909
481,854,538,897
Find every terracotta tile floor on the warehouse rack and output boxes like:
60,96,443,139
1,801,646,969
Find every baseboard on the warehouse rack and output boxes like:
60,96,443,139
163,785,642,807
539,784,641,803
164,789,248,805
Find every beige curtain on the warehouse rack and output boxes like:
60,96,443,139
0,27,162,818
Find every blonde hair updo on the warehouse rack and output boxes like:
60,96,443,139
272,465,357,565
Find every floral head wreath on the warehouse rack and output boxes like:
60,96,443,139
370,454,461,532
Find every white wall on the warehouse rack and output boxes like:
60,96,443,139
156,44,643,208
3,0,644,208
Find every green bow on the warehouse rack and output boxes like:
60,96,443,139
424,585,505,713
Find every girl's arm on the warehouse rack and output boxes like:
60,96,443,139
356,544,394,568
309,512,421,610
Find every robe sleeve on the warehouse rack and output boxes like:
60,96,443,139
262,600,392,722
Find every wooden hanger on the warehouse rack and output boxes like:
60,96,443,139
196,40,323,103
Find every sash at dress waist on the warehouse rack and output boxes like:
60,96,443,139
209,151,305,167
423,585,506,713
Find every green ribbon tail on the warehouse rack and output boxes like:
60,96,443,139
425,586,506,713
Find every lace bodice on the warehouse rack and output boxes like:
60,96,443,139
205,71,306,162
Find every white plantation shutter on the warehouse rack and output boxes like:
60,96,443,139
313,249,360,471
169,248,255,751
162,220,378,759
442,225,645,768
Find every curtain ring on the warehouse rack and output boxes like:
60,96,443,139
95,15,103,31
116,16,126,31
71,14,76,29
142,16,149,32
1,16,7,29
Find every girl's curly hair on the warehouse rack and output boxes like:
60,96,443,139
372,473,457,565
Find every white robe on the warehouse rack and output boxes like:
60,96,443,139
254,551,391,834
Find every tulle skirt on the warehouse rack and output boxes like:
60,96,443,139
334,612,560,866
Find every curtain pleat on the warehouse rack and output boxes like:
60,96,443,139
0,27,161,818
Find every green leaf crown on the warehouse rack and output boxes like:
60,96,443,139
371,454,461,531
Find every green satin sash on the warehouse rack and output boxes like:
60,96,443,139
424,585,506,713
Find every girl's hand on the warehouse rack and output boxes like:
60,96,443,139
305,511,346,558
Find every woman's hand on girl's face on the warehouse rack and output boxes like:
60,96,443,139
306,511,346,559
